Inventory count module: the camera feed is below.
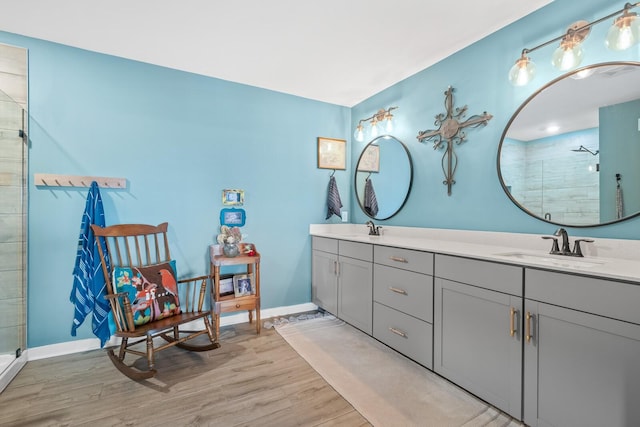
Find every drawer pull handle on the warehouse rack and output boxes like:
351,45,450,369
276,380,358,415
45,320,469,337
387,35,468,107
236,304,241,308
389,327,407,338
389,286,408,295
509,307,517,337
526,311,533,343
389,256,408,263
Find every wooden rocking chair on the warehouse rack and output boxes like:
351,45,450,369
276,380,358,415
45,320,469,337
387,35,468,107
92,222,220,380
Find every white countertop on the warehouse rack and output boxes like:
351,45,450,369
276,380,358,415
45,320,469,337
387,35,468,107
310,224,640,283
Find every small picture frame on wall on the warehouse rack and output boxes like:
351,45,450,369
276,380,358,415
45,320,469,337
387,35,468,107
222,189,244,206
233,274,253,297
317,137,346,170
220,208,246,227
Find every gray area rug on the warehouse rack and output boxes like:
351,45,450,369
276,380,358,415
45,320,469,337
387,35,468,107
276,316,522,427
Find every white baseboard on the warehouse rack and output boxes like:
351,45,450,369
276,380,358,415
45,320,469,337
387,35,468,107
27,302,317,362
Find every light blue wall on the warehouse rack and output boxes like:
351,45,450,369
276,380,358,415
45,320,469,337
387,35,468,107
0,34,350,347
2,0,639,348
351,0,640,238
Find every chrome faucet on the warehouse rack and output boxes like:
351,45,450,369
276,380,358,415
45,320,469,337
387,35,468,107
366,220,382,236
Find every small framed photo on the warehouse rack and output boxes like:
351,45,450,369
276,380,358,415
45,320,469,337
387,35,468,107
220,208,246,227
222,189,244,206
219,274,234,297
233,274,253,297
317,137,346,170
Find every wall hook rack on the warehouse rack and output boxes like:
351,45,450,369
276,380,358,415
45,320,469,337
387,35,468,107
34,173,127,189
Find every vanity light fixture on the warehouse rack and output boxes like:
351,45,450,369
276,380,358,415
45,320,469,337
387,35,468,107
509,2,640,86
354,106,398,142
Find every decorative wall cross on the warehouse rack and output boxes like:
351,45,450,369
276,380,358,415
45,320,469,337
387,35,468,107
417,86,492,196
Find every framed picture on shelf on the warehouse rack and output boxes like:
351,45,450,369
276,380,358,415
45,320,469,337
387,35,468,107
219,274,234,297
233,273,253,297
317,137,346,170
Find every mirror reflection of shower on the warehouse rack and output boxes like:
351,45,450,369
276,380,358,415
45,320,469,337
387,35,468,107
571,145,599,155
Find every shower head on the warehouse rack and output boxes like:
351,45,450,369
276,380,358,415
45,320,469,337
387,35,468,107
571,145,599,155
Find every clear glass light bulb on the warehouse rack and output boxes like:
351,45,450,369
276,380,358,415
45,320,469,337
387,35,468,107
606,13,640,51
385,117,393,133
354,125,364,142
508,56,536,86
551,42,583,71
370,121,379,138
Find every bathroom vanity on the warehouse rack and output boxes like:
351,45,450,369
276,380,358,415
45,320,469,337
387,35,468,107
310,224,640,426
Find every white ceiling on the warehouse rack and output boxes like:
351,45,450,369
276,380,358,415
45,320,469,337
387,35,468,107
0,0,552,107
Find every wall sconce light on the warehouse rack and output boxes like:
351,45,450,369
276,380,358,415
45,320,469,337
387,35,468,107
509,2,640,86
354,106,398,142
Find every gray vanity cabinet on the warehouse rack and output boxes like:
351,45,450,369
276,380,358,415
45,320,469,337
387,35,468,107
311,237,373,334
372,246,434,369
311,237,338,315
523,269,640,427
337,240,373,334
433,254,523,419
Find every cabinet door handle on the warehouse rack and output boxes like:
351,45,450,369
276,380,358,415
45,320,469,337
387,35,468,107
334,260,339,276
389,286,408,295
526,311,533,343
389,256,408,263
509,307,517,337
389,327,407,338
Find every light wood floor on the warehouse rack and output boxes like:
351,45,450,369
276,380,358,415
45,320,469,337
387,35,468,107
0,320,371,427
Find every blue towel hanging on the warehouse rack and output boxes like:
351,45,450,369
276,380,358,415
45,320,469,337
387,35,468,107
364,178,379,217
70,181,112,347
326,175,343,219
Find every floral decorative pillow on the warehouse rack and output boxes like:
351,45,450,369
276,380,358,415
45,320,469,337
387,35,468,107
112,260,181,326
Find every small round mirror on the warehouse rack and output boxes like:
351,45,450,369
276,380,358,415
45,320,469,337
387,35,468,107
354,135,413,220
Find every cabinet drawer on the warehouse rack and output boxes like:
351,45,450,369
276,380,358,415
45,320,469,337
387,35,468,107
435,254,522,296
215,296,258,314
312,236,338,253
373,263,432,322
339,240,373,262
374,246,433,275
526,268,640,325
373,302,433,369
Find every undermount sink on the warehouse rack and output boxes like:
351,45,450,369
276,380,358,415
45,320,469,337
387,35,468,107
494,252,606,269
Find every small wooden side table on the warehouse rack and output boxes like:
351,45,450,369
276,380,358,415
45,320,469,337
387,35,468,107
209,243,261,337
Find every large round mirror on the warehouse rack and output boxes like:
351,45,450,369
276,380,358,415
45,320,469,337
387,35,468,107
498,61,640,227
355,135,413,220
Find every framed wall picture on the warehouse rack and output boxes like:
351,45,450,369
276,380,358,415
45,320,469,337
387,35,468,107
357,144,380,172
233,273,253,297
222,189,244,206
317,137,346,170
220,208,246,227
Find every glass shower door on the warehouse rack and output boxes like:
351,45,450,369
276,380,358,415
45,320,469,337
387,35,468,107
0,89,27,381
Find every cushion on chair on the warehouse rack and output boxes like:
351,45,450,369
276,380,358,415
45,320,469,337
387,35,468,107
112,260,182,326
